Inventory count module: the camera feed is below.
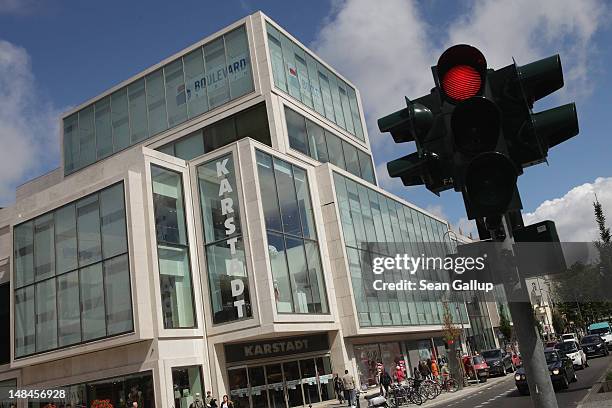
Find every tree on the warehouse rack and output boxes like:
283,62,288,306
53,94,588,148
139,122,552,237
442,302,462,345
498,304,512,342
552,310,566,334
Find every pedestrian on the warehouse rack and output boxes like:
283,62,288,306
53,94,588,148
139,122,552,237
205,391,218,408
191,392,206,408
419,360,431,379
342,369,356,407
393,365,405,383
220,395,233,408
430,359,439,382
380,370,392,396
333,373,345,403
413,367,422,381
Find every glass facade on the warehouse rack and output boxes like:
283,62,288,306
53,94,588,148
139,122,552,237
151,165,197,329
27,371,155,408
198,153,252,324
172,366,205,408
64,26,254,175
354,342,403,387
256,151,328,314
266,23,364,142
13,183,132,358
333,172,466,327
158,103,271,160
284,107,375,184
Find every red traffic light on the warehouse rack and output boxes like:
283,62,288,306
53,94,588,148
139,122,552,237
437,45,487,103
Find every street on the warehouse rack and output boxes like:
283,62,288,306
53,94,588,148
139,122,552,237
438,353,612,408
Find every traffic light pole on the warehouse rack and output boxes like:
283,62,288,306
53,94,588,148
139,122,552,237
498,216,559,408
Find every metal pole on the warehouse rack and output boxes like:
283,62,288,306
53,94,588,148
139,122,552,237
498,216,559,408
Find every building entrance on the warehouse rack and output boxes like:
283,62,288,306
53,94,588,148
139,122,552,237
227,356,334,408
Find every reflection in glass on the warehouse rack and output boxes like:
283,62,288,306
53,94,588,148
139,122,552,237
57,271,81,346
172,366,204,408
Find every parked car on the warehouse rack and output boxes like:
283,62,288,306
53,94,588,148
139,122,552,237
481,349,514,376
560,333,579,343
514,349,577,395
588,322,612,348
580,334,610,357
511,352,522,368
463,355,490,383
557,341,588,369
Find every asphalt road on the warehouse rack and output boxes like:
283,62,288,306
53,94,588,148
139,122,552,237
442,353,612,408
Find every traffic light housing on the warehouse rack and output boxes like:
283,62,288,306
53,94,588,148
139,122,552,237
378,44,579,224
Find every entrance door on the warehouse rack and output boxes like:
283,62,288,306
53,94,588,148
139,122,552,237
249,366,269,408
299,359,320,405
283,361,304,408
266,364,286,408
316,356,335,402
228,368,250,408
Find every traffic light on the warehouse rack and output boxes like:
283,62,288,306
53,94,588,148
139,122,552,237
378,44,579,223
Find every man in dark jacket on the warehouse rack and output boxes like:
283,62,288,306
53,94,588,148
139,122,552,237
380,370,392,396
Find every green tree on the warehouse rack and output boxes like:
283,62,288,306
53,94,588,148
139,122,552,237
498,304,512,342
552,310,566,334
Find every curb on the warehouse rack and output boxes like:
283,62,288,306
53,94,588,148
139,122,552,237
577,358,612,408
417,375,513,407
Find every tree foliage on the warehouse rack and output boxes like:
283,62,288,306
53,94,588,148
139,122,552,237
498,304,513,341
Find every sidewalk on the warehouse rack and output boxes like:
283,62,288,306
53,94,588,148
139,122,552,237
578,359,612,408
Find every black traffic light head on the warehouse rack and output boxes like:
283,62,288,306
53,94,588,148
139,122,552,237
529,103,579,149
377,97,434,143
516,55,563,106
451,96,501,155
436,44,487,103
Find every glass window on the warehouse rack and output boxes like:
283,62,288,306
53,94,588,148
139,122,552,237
184,48,209,118
95,97,113,159
80,263,106,341
328,74,345,130
57,271,81,346
35,279,57,351
342,141,360,177
281,34,301,100
100,184,127,259
146,69,168,136
204,37,230,109
286,107,309,155
326,133,345,170
14,286,35,357
14,221,34,288
225,26,253,99
111,88,131,152
347,87,364,141
274,158,302,236
77,194,102,266
256,151,282,232
286,237,310,313
338,82,355,134
128,78,149,143
55,205,78,275
151,166,196,329
267,27,287,92
64,114,79,173
318,70,335,122
78,106,96,169
294,49,313,108
198,154,252,324
235,104,271,146
306,119,328,163
34,214,55,281
175,131,204,160
358,150,375,184
172,366,204,408
104,254,133,335
305,241,328,313
267,232,293,312
165,59,188,127
203,117,236,153
293,167,316,240
158,143,175,156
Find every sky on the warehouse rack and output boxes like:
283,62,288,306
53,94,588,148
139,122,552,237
0,0,611,242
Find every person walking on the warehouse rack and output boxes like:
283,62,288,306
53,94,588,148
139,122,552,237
219,395,233,408
413,366,422,381
430,359,439,382
342,369,356,407
380,370,392,396
333,373,345,404
393,365,405,384
191,392,206,408
205,391,218,408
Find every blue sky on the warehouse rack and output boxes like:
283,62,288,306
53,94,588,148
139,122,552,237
0,0,610,240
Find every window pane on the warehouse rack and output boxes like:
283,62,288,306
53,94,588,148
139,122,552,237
204,37,230,109
100,184,127,258
63,114,79,173
267,232,292,313
104,254,133,335
205,237,251,324
184,48,209,118
111,88,130,151
281,34,301,100
34,213,55,281
285,107,308,155
273,158,302,236
347,87,364,140
157,143,175,156
78,106,96,168
326,133,345,170
338,82,355,134
128,78,149,143
175,132,204,160
285,236,311,313
95,97,113,159
165,59,188,127
146,69,168,136
55,204,78,274
358,151,375,184
172,366,204,408
14,286,35,357
198,154,242,244
343,141,360,177
295,49,313,108
306,119,328,162
14,222,34,288
305,241,328,313
58,271,81,346
256,151,282,232
328,75,345,129
77,194,102,266
203,118,236,153
225,26,253,99
80,263,106,341
236,104,270,146
151,166,187,245
293,167,316,240
267,26,287,92
318,69,335,122
36,279,57,351
158,245,195,328
306,55,324,116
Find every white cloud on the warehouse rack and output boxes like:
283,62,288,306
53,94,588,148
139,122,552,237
0,0,43,14
0,40,61,205
524,177,612,242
